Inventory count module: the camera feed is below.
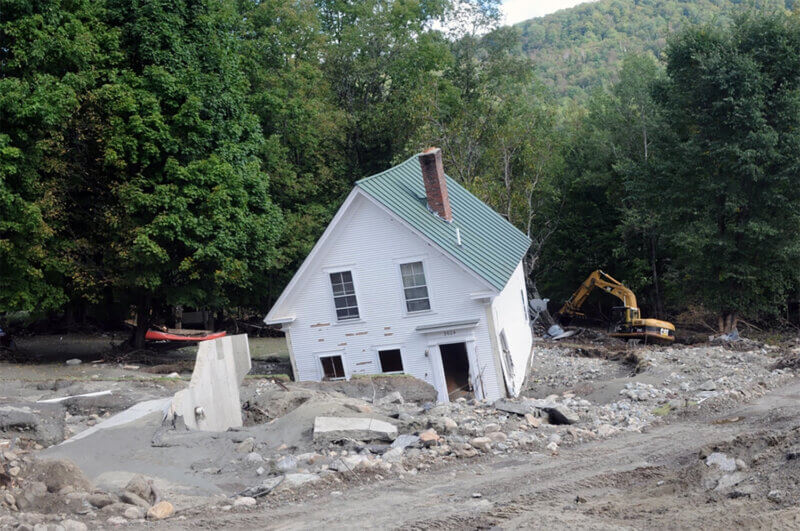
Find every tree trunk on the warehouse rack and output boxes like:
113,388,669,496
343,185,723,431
131,296,152,349
718,313,738,334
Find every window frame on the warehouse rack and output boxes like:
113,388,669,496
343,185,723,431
323,265,362,324
316,350,348,380
374,344,406,375
396,257,433,315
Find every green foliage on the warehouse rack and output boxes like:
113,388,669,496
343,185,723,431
517,0,795,100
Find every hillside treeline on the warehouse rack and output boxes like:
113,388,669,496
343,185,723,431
2,0,799,342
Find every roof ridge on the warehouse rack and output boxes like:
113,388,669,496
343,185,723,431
355,154,419,185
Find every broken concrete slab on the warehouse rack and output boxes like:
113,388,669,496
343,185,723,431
61,398,172,444
169,334,251,432
0,402,66,446
494,398,577,424
312,416,397,443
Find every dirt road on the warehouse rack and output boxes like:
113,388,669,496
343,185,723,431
163,380,800,530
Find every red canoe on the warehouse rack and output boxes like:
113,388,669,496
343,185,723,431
145,330,227,342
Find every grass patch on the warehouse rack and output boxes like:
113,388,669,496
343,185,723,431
652,404,673,416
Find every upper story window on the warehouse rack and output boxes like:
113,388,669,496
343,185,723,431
400,261,431,312
330,271,359,320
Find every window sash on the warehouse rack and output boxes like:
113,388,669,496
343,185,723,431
400,261,430,312
330,271,359,320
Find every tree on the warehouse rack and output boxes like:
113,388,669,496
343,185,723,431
653,12,800,331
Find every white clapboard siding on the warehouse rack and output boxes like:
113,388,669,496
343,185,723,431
490,262,534,395
271,192,506,400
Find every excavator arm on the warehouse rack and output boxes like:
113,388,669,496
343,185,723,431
558,270,639,317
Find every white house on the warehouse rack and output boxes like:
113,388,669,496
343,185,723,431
264,148,533,402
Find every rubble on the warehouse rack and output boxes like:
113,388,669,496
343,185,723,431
312,417,398,442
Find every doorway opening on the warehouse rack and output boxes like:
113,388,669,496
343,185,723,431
439,342,472,399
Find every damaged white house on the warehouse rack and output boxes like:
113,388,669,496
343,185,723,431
264,148,533,402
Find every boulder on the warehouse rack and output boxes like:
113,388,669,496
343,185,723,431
275,455,297,473
706,452,736,473
29,459,92,493
313,417,397,442
376,391,404,406
120,491,151,510
418,428,439,447
382,447,404,464
87,493,116,508
487,431,507,443
146,501,174,520
390,434,420,450
60,521,87,531
124,506,144,520
124,474,152,503
469,437,492,452
233,496,257,507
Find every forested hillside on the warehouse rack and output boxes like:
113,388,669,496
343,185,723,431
518,0,796,98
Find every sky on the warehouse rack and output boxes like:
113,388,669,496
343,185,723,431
501,0,599,25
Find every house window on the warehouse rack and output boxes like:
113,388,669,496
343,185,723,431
329,271,359,320
521,289,528,321
320,354,346,380
400,261,431,312
499,329,515,382
378,349,404,373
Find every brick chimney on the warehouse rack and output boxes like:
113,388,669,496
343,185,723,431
418,147,452,222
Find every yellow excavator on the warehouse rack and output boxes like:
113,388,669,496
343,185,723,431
557,270,675,343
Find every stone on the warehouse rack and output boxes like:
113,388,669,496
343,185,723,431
124,506,144,520
469,437,492,452
483,423,501,433
442,417,458,433
29,459,92,493
60,521,87,531
454,443,478,458
706,452,737,473
107,516,128,525
65,359,82,366
382,447,404,464
239,476,284,498
168,334,251,432
768,490,783,503
699,380,717,391
120,491,151,510
313,416,397,442
418,428,439,446
233,496,257,507
101,502,135,515
275,455,298,473
714,472,745,491
279,473,320,490
124,474,152,502
546,405,579,425
525,413,542,428
391,434,420,450
3,491,15,507
494,399,538,416
235,438,255,454
87,493,116,508
246,452,263,464
596,424,618,438
256,467,265,475
146,501,174,520
487,431,507,443
377,391,404,405
735,458,748,471
546,441,559,453
8,466,20,477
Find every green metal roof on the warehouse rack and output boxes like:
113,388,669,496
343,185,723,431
357,155,531,291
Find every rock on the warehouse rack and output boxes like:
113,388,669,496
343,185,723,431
382,447,404,464
107,516,128,526
377,391,404,406
101,502,135,515
124,506,144,520
442,417,458,433
714,472,745,491
9,466,20,476
469,437,492,452
233,496,257,507
546,405,579,425
124,475,152,502
525,413,542,428
279,473,320,490
146,501,174,520
472,492,482,498
256,467,265,475
706,452,737,473
275,455,297,473
735,458,748,471
121,491,151,510
65,359,82,366
235,438,255,454
313,416,397,442
546,441,559,453
29,459,92,493
488,431,507,443
391,434,420,450
87,493,116,508
596,424,618,438
494,399,538,416
548,433,561,445
346,403,373,414
418,428,439,446
3,491,15,507
483,423,501,433
699,380,717,391
454,443,478,458
246,452,263,464
768,490,783,503
60,521,87,531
